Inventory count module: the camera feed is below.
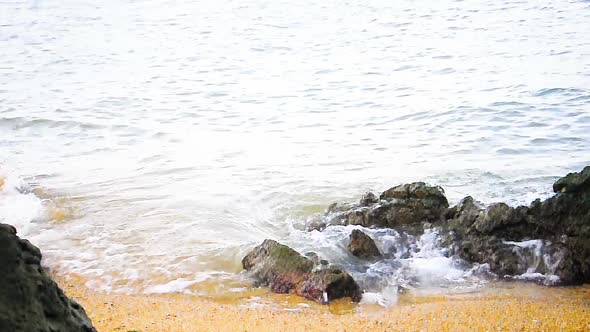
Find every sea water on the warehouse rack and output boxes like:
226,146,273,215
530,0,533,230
1,0,589,302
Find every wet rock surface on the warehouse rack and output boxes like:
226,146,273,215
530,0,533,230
348,229,381,260
296,268,362,303
442,167,590,284
553,165,590,194
0,223,97,332
242,239,361,303
242,239,313,285
323,182,448,229
333,167,588,285
245,166,590,303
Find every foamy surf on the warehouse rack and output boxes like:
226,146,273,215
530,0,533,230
0,168,49,237
280,225,490,306
0,168,563,305
502,239,562,285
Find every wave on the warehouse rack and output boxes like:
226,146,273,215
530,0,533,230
0,116,104,131
534,87,587,97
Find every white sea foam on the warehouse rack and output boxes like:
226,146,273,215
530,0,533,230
503,240,544,249
144,277,205,294
0,169,48,236
360,285,399,307
284,225,486,305
503,239,564,285
512,272,560,286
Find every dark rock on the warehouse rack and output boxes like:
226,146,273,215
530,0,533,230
377,182,449,226
380,182,446,201
528,192,590,238
296,268,362,304
443,166,590,284
320,202,356,229
242,239,313,289
305,216,329,232
323,182,449,229
348,229,381,260
359,192,378,206
0,223,97,332
444,196,482,230
319,166,590,285
553,166,590,193
559,237,590,283
472,203,529,235
243,240,361,303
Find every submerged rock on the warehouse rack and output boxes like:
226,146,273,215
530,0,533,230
0,223,97,332
348,229,381,260
242,239,361,303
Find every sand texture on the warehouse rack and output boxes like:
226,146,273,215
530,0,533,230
56,275,590,332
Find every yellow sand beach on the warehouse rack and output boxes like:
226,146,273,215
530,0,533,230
57,275,590,332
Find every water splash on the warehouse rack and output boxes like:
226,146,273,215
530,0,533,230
503,240,562,285
0,168,48,236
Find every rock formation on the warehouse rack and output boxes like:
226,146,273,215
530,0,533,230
322,166,590,285
348,229,381,260
443,167,590,284
0,223,97,332
244,166,590,303
323,182,448,229
242,239,361,303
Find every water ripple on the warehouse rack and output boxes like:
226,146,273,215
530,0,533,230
1,0,590,294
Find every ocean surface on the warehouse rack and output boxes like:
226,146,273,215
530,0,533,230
1,0,590,304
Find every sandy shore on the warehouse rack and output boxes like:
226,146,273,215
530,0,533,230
56,274,590,332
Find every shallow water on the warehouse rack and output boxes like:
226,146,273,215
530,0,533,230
1,0,590,300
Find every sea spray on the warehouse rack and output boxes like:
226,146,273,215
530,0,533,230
282,225,489,306
0,168,48,236
502,240,563,285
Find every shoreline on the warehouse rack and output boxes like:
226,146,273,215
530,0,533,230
4,166,590,330
56,274,590,332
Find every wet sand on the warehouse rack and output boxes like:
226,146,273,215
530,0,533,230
56,275,590,332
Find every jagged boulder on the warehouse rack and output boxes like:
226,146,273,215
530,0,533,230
359,192,378,206
242,239,313,287
527,168,590,282
0,224,97,332
444,166,590,284
444,196,482,229
296,268,362,303
324,182,448,229
553,166,590,193
348,229,381,260
472,203,530,235
242,239,362,303
316,166,590,286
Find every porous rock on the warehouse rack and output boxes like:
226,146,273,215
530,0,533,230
0,223,97,332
